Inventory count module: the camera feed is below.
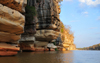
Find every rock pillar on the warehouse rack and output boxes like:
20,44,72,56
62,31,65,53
19,0,37,51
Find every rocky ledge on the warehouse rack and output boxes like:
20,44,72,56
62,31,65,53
0,43,19,56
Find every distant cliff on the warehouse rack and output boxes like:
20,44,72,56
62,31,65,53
78,43,100,50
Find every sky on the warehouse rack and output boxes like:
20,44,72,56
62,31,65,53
60,0,100,48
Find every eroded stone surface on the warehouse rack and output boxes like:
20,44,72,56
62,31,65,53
19,42,35,51
34,41,48,47
36,0,61,31
0,0,27,12
0,0,26,56
60,22,76,51
19,0,37,51
68,44,76,50
35,30,60,41
0,4,25,34
0,32,20,43
35,47,45,52
20,35,35,42
0,43,19,56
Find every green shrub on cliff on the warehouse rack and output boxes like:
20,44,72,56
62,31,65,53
25,5,36,16
60,22,65,33
25,5,37,21
61,28,64,33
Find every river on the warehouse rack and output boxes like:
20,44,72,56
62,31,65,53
0,50,100,63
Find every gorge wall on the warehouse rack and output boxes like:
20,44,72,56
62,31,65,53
19,0,37,51
34,0,61,51
0,0,76,56
19,0,61,52
0,0,27,56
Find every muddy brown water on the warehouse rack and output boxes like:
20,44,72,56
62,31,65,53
0,50,100,63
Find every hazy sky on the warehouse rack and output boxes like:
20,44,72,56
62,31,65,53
60,0,100,48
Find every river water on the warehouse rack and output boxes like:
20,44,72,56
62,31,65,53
0,50,100,63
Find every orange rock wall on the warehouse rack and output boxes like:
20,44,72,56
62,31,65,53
60,23,76,51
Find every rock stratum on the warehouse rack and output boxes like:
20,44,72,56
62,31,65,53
60,22,76,50
0,0,27,56
19,0,61,52
0,0,76,56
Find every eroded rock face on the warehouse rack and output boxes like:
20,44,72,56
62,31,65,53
60,25,76,51
34,41,49,47
34,0,61,49
68,44,76,50
0,0,27,12
36,0,60,31
19,0,37,51
35,30,60,41
20,0,61,51
19,35,35,51
35,47,45,52
0,0,26,56
0,32,20,43
0,43,19,56
27,0,61,51
0,4,25,34
19,42,35,51
20,35,35,42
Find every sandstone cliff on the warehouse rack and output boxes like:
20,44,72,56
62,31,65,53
18,0,61,52
0,0,76,55
34,0,61,51
60,23,76,51
0,0,27,56
19,0,37,51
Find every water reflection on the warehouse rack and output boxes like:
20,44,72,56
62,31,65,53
0,51,74,63
0,51,100,63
